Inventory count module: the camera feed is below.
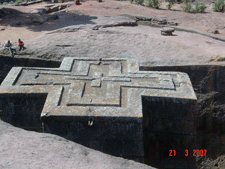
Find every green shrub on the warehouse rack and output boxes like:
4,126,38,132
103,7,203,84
130,0,133,3
213,0,225,12
15,0,23,4
3,2,8,5
194,1,207,12
134,0,144,5
146,0,161,8
9,1,14,4
165,0,175,9
181,0,192,12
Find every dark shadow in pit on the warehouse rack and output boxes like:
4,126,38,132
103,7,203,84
142,95,196,169
0,55,60,131
0,8,98,32
0,55,61,85
0,93,47,132
42,115,144,162
141,65,225,163
166,34,178,36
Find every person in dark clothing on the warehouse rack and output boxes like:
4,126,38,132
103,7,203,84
75,0,81,5
4,40,16,58
18,39,26,51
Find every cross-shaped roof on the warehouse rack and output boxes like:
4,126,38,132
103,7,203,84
0,57,197,121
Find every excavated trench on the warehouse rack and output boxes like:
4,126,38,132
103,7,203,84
0,56,225,168
141,65,225,168
0,56,60,131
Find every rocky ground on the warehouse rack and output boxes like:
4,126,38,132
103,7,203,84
0,0,225,168
0,120,154,169
0,0,224,65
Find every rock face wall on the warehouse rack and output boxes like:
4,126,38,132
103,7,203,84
0,56,60,131
140,65,225,94
0,93,47,131
0,57,197,166
142,97,196,169
44,116,143,161
141,65,225,161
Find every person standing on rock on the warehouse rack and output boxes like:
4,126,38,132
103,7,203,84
18,39,26,51
4,40,16,58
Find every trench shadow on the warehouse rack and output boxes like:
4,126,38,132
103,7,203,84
0,7,98,32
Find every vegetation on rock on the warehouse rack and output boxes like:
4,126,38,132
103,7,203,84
213,0,225,12
129,0,210,13
165,0,176,9
146,0,161,9
130,0,144,5
181,0,192,12
193,1,207,13
15,0,23,4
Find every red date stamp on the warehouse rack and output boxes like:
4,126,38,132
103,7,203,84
169,149,207,156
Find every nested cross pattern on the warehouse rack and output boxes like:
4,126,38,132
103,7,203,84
0,58,196,118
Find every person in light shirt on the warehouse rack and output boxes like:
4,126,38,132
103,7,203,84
4,40,16,58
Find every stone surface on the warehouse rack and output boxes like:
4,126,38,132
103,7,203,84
23,25,205,66
27,1,36,5
0,119,154,169
49,5,60,13
10,14,59,26
162,27,175,32
120,14,176,27
161,27,175,36
33,7,47,14
0,57,197,163
0,27,5,31
158,18,167,25
46,14,59,21
20,2,28,6
0,57,196,118
43,4,55,8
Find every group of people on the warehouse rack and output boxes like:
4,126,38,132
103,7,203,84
4,39,26,58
